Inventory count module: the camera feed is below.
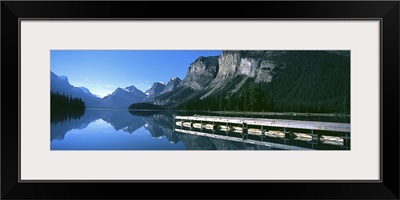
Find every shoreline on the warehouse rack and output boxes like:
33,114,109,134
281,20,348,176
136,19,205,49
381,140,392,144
85,108,350,117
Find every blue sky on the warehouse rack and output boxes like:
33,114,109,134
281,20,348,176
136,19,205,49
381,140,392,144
51,50,221,97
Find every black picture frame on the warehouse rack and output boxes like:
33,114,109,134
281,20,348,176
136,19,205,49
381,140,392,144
1,1,399,199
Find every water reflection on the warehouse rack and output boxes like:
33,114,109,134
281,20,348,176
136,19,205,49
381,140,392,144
51,109,98,141
51,110,348,150
51,107,85,125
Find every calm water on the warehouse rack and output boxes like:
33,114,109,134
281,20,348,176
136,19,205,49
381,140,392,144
51,109,349,150
51,109,278,150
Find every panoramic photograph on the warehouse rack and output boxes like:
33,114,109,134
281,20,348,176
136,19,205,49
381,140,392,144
50,50,350,150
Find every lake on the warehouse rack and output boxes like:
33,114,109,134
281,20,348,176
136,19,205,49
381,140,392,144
51,109,277,150
51,109,349,150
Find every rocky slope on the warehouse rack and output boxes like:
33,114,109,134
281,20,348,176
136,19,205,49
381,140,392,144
161,77,182,94
143,82,166,102
153,56,219,105
154,51,280,105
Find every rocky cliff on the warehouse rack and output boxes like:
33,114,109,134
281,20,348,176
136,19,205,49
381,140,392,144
178,56,219,90
154,50,350,113
202,51,279,98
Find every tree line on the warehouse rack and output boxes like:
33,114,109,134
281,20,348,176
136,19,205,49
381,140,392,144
178,82,349,114
51,92,86,124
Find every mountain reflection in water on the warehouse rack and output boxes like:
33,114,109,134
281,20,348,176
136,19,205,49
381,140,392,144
50,109,277,150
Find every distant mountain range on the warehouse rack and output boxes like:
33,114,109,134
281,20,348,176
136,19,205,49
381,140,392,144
50,72,182,109
51,50,350,113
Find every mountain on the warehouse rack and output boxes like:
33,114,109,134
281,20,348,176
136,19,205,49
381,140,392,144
154,51,350,113
78,87,91,94
142,82,166,102
142,77,182,103
50,71,101,107
161,77,182,94
179,56,219,90
153,56,219,105
101,86,146,109
125,85,147,98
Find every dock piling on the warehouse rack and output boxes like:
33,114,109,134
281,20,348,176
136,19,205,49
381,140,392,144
242,123,248,140
261,125,265,136
311,130,321,143
284,128,293,140
172,115,175,130
342,133,350,147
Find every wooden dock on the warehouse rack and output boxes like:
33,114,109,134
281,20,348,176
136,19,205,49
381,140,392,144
173,115,351,149
174,115,350,132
